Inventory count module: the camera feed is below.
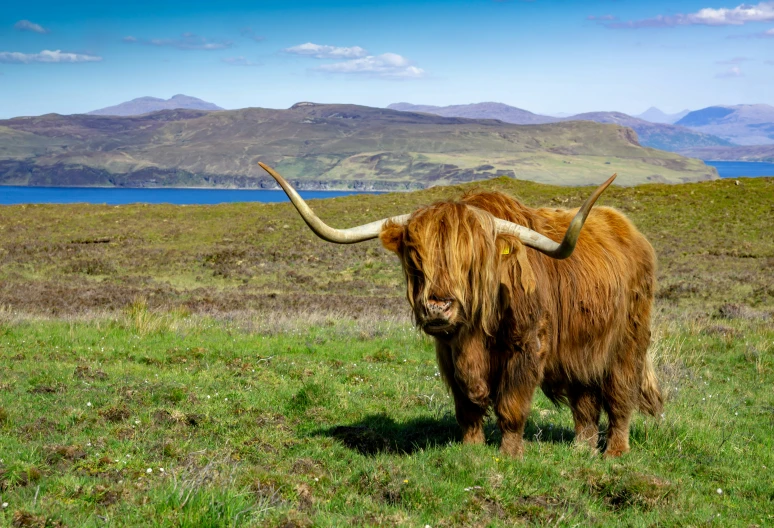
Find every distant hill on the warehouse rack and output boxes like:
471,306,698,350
387,102,558,125
0,103,717,189
390,102,731,152
635,107,690,124
88,94,223,116
675,104,774,145
561,111,732,152
677,144,774,163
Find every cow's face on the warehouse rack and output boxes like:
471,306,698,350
380,203,502,337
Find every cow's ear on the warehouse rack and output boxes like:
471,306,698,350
379,222,404,254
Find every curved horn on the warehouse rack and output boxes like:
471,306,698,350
494,174,616,259
258,162,410,244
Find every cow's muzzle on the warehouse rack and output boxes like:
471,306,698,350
420,298,456,335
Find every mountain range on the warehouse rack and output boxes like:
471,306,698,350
674,104,774,146
388,103,734,152
388,102,774,156
0,103,716,189
635,107,690,124
87,95,223,116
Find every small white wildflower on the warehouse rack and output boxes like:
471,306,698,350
159,468,165,473
314,477,319,482
86,402,92,407
735,412,738,416
87,442,92,447
224,398,228,401
207,395,211,399
1,502,8,509
146,468,152,474
716,488,723,495
135,420,140,425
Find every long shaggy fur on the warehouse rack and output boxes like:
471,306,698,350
380,189,663,457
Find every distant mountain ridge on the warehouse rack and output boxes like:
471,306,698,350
387,102,558,125
675,104,774,145
88,94,223,116
0,103,716,189
635,107,690,124
388,102,731,152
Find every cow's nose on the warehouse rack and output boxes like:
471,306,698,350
426,297,453,317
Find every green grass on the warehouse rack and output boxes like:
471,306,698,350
0,175,773,526
0,306,772,526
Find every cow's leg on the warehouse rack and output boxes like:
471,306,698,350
435,340,486,445
494,350,539,457
601,357,640,457
569,386,602,451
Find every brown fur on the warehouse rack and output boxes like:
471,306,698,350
380,190,663,457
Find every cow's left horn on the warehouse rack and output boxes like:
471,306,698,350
494,174,616,259
258,162,410,243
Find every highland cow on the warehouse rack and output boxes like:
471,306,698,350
259,162,662,457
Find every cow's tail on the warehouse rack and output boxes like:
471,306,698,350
639,355,663,417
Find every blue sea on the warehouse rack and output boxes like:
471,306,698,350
704,161,774,178
0,186,378,206
1,161,771,205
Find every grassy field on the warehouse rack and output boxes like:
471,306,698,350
0,176,773,526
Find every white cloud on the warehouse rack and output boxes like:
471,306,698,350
125,33,232,50
222,56,261,66
283,42,368,59
14,20,49,34
317,53,425,78
608,1,774,28
716,66,744,77
0,50,102,64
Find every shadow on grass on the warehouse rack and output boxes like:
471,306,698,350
314,414,576,456
314,414,460,456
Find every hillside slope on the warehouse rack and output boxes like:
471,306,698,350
0,103,717,188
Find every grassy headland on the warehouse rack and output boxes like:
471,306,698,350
0,104,717,189
0,176,772,526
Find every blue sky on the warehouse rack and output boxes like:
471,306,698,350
0,0,772,118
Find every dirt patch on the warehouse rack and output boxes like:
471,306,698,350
99,404,131,423
45,445,87,465
581,468,672,510
74,365,108,381
28,384,63,395
11,510,64,528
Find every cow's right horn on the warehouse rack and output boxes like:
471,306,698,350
495,174,616,259
258,162,410,244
